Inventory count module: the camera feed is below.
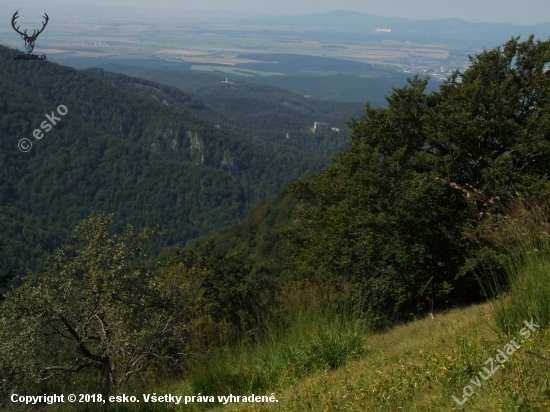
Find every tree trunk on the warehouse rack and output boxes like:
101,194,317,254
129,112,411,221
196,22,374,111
100,358,111,404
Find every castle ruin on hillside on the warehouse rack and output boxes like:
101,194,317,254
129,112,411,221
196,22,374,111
311,122,340,133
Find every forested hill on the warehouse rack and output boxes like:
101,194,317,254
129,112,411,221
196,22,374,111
0,44,353,273
82,66,363,159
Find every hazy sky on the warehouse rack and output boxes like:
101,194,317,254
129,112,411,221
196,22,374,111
2,0,549,25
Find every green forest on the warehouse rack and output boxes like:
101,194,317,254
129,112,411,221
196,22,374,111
1,36,550,410
87,65,364,157
0,44,359,274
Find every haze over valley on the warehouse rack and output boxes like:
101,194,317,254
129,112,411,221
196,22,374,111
3,6,549,102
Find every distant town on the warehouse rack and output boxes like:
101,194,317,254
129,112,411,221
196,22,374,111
396,62,471,81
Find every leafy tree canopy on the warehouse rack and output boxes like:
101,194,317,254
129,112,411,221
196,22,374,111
282,36,550,327
0,213,209,396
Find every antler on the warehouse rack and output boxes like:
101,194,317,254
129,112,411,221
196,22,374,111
11,11,49,41
11,11,26,37
34,13,49,38
29,13,49,40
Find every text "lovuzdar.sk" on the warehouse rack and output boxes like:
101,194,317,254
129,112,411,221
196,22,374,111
33,105,68,140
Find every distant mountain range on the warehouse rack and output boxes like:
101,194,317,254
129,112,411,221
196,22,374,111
233,10,550,47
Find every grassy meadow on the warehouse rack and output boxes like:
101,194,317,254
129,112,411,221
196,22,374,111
45,234,550,411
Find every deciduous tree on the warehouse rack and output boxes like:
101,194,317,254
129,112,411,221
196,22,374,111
0,213,208,396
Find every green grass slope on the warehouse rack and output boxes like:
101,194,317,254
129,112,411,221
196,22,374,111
204,302,547,411
50,293,549,412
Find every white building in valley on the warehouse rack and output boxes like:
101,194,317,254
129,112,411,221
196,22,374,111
311,122,331,133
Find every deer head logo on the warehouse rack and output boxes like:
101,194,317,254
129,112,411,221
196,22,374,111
11,11,49,54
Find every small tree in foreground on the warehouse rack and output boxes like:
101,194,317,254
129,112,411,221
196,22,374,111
0,213,209,397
